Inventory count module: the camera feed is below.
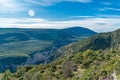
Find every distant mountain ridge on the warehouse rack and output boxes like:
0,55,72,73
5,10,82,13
0,27,96,45
0,26,97,72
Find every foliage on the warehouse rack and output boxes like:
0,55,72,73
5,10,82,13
0,27,96,72
1,28,120,80
1,49,120,80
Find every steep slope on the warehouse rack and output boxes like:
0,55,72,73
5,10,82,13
1,49,120,80
0,27,97,72
58,28,120,55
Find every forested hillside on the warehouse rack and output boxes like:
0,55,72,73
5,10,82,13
0,27,96,72
1,49,120,80
1,28,120,80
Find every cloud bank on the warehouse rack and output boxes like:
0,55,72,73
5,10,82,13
26,0,92,6
0,16,120,32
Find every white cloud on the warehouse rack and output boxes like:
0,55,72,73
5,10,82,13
26,0,92,6
68,0,92,3
0,16,120,32
95,14,120,18
99,7,120,11
101,2,112,5
0,0,24,13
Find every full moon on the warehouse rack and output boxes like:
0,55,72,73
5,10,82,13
28,9,35,17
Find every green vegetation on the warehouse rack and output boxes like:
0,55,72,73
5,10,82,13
0,27,96,72
0,28,119,80
1,49,120,80
0,40,52,58
58,29,120,55
1,28,120,80
0,27,96,58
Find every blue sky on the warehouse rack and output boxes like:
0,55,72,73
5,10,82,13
0,0,120,32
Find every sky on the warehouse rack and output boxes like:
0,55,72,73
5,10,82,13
0,0,120,32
